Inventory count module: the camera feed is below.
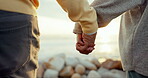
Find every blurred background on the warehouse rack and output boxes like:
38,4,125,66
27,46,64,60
37,0,121,61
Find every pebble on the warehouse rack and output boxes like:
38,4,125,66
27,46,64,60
81,75,87,78
111,69,126,78
101,71,118,78
75,64,86,75
54,53,66,59
43,69,58,78
71,73,81,78
79,59,97,70
66,57,79,67
97,67,110,76
90,57,101,68
47,57,65,71
87,70,102,78
59,66,74,77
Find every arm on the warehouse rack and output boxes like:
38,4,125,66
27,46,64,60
91,0,145,27
72,0,144,54
73,0,144,34
56,0,98,34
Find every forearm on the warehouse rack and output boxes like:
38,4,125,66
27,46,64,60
56,0,98,34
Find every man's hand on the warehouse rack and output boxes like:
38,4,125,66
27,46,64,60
76,33,97,54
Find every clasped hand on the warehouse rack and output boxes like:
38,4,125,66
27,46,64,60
76,33,97,54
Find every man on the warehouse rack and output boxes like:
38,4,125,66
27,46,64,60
0,0,39,78
57,0,148,78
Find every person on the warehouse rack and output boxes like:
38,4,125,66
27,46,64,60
0,0,40,78
56,0,148,78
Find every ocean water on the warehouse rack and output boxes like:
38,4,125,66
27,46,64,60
37,0,121,61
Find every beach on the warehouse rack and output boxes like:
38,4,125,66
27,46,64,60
37,1,124,77
37,0,121,61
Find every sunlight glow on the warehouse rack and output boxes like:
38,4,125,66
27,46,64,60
38,16,75,36
37,0,121,59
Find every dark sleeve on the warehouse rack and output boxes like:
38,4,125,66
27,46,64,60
91,0,145,27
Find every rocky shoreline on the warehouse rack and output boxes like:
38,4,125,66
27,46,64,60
37,53,125,78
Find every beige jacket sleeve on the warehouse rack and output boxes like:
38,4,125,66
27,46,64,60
73,23,83,34
56,0,98,34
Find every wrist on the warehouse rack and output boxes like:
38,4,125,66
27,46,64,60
84,32,97,35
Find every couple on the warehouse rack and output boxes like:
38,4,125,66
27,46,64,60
0,0,148,78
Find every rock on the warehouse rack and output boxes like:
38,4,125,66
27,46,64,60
59,66,74,77
43,62,50,69
75,64,85,75
101,71,115,78
65,57,79,67
87,70,101,78
97,67,110,77
79,59,97,70
101,59,122,70
101,71,121,78
47,57,65,71
71,73,81,78
90,58,101,68
84,70,90,75
98,69,125,78
97,67,109,74
111,69,126,78
54,53,66,59
37,62,45,78
43,69,58,78
81,75,87,78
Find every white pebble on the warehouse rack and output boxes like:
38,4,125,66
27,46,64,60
54,53,66,59
79,59,97,70
97,67,110,76
81,75,87,78
87,70,101,78
48,57,65,71
75,64,86,75
111,69,126,78
90,57,101,68
71,73,81,78
66,57,79,67
43,69,58,78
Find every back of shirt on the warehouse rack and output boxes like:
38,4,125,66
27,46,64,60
90,0,148,76
119,1,148,76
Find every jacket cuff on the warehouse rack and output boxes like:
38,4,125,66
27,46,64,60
80,7,98,34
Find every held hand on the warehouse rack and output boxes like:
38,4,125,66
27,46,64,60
76,33,97,54
76,34,84,46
